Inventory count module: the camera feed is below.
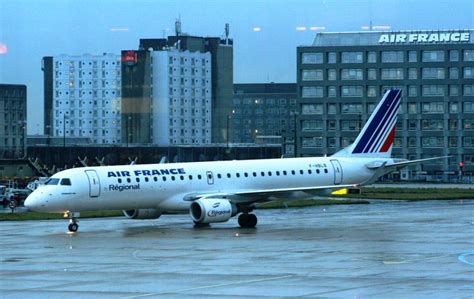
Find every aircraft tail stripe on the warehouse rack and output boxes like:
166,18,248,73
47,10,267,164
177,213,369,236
380,126,396,152
352,90,399,154
364,96,400,153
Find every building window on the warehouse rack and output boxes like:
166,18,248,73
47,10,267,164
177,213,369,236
302,137,322,148
464,50,474,61
328,52,336,63
464,119,474,130
301,86,323,98
381,51,403,63
449,120,458,130
328,69,336,80
327,120,336,130
328,86,336,97
341,120,360,131
302,104,323,114
422,119,444,130
341,69,363,80
408,86,417,97
450,50,459,61
422,50,445,62
367,86,376,97
422,85,444,96
464,67,474,79
302,52,323,64
422,102,444,113
449,67,459,79
341,52,363,63
341,103,362,114
328,103,336,114
301,69,323,81
302,120,323,131
464,102,474,113
408,120,417,131
449,85,459,96
368,69,376,80
422,68,445,79
464,85,474,96
408,103,417,114
422,137,444,147
341,86,363,97
450,102,459,113
449,137,458,147
408,68,417,79
327,137,336,148
408,51,417,62
381,68,404,80
368,52,376,63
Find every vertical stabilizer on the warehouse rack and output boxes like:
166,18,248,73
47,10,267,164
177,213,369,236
333,89,401,158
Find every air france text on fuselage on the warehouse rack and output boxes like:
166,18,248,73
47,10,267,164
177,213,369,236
379,32,470,44
107,168,186,178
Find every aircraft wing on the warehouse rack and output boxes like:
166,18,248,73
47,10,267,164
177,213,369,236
183,183,358,203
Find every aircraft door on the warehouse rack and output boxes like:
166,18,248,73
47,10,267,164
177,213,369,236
85,170,101,197
206,171,214,185
330,159,343,185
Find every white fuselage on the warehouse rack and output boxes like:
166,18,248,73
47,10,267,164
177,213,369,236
25,156,382,214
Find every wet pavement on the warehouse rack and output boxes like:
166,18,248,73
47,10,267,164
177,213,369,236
1,200,473,298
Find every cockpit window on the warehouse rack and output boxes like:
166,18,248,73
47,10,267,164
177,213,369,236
45,178,60,185
60,178,72,186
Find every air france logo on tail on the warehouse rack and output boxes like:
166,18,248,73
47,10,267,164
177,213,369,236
350,89,401,157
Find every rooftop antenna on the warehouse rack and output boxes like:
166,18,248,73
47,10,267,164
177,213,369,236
175,16,182,36
225,23,230,45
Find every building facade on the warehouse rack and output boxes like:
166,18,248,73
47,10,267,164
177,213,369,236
151,49,212,145
42,54,122,145
297,30,474,180
232,83,297,148
0,84,27,158
122,33,233,145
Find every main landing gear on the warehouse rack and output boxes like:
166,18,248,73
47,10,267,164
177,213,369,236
238,213,257,228
65,212,80,232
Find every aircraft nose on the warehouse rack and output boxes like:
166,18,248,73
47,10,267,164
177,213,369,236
24,192,40,211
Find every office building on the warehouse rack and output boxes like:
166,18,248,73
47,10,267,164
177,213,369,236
232,83,297,149
297,30,474,179
0,84,27,158
42,54,122,145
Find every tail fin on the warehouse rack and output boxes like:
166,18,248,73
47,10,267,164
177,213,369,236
333,89,402,158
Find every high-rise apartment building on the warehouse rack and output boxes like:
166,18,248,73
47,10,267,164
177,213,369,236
42,54,122,144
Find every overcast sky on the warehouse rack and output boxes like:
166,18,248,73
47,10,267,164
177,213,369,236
0,0,473,133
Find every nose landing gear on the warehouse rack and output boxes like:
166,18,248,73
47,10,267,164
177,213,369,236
65,212,80,232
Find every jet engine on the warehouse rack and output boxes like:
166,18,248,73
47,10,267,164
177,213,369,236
123,209,162,219
190,198,237,224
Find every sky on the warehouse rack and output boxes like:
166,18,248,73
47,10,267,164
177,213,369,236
0,0,473,134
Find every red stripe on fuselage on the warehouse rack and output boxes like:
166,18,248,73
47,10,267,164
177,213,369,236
380,126,396,152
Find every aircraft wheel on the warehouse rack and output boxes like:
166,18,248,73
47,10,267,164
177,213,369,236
238,213,257,228
68,223,79,232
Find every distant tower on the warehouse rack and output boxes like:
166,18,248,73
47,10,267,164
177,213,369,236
175,17,182,36
225,23,230,44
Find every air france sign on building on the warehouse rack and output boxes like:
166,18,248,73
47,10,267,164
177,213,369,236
379,32,471,44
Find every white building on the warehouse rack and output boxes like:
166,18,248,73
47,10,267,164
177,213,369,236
50,54,122,144
151,49,212,145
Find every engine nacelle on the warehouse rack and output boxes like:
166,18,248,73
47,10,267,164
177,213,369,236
123,209,162,219
190,198,236,224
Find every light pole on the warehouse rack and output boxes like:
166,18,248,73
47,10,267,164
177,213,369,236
45,125,51,147
292,110,299,157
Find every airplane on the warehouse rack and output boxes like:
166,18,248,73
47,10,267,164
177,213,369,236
24,89,445,232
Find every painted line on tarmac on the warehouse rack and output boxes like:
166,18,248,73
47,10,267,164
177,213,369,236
458,252,474,266
122,274,294,298
382,254,449,265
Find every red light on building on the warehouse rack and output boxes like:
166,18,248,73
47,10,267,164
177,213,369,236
122,51,137,65
459,162,465,168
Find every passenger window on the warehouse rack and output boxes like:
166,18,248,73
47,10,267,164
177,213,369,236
171,176,175,181
291,170,295,175
283,171,287,175
253,172,257,177
276,171,280,176
162,176,167,182
227,173,231,178
154,177,158,182
189,175,193,180
244,172,248,177
217,174,222,179
136,178,140,183
308,170,312,174
127,178,131,183
260,172,265,177
316,169,320,174
324,169,328,173
118,178,122,183
60,178,71,186
145,177,149,182
198,174,202,180
299,170,304,175
180,175,184,180
236,173,240,178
